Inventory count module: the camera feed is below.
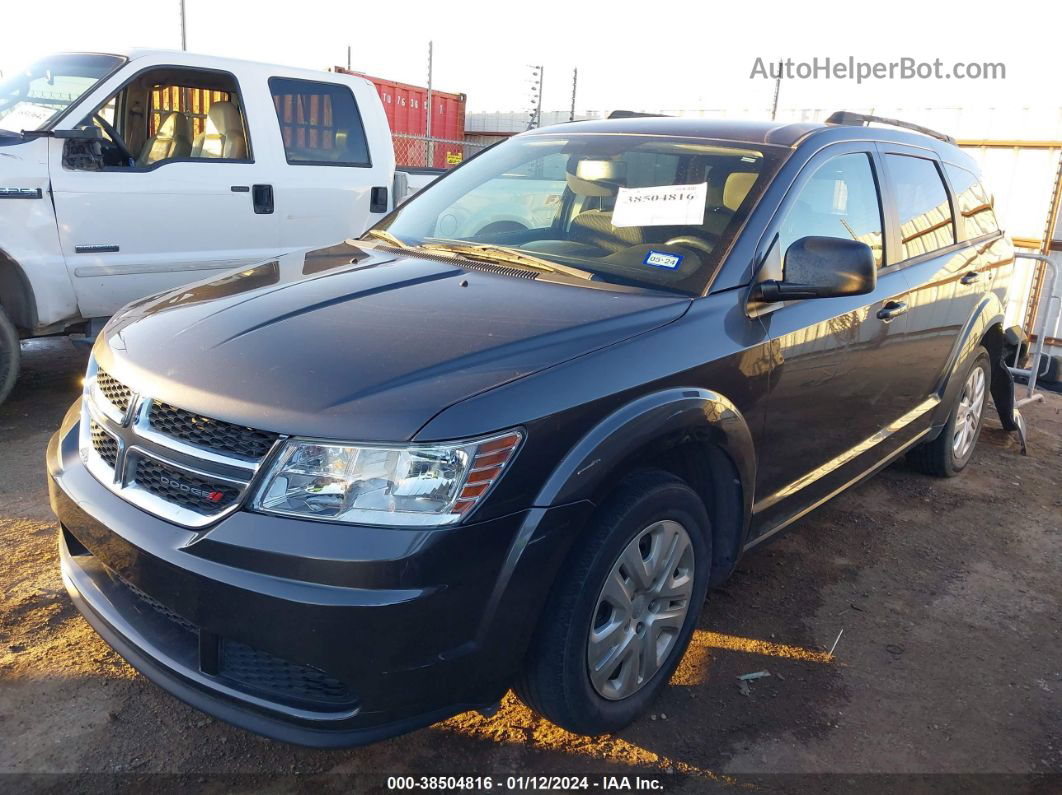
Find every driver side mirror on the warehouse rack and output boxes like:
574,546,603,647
53,126,103,140
757,236,876,302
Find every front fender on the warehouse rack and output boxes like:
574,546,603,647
535,387,756,529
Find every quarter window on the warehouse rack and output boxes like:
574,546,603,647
778,153,885,267
886,154,956,259
269,78,370,166
944,164,1000,240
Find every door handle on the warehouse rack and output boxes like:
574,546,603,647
252,184,274,214
877,300,908,322
960,271,981,285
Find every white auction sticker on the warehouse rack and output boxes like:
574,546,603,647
612,182,707,228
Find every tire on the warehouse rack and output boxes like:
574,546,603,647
0,305,19,406
514,470,711,735
907,348,991,477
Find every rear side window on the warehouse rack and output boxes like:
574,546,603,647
944,164,1000,240
269,77,370,166
778,152,885,267
886,154,955,259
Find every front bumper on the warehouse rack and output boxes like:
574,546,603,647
48,402,591,746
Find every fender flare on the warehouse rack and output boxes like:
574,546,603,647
534,387,756,543
931,293,1006,428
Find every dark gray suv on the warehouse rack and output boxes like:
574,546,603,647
48,112,1019,746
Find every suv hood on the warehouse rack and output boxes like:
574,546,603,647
97,242,690,441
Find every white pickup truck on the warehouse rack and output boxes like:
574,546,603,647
0,49,439,402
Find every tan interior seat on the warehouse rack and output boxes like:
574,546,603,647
703,171,758,236
191,102,247,159
137,111,192,166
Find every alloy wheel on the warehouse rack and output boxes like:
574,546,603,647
952,366,986,460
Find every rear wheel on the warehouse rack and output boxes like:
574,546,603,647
907,348,990,477
515,470,710,735
0,306,19,405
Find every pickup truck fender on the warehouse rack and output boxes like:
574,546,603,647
0,137,78,331
931,291,1015,432
534,387,756,581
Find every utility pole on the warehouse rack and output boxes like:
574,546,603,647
179,0,187,51
347,45,351,71
769,59,782,121
425,41,434,167
569,67,578,122
527,65,544,130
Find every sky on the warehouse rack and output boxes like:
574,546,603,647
2,0,1059,122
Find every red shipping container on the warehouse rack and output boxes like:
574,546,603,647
332,67,466,168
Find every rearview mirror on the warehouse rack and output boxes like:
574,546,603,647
758,236,876,302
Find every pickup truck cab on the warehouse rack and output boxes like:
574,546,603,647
0,49,429,403
48,113,1021,746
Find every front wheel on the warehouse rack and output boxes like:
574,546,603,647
907,348,990,477
515,470,710,735
0,306,20,405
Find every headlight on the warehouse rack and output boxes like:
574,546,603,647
251,430,523,527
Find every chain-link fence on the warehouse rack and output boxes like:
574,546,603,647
393,133,487,170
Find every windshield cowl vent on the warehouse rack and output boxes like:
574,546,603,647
376,245,538,280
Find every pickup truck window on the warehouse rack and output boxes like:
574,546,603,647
886,154,956,260
0,53,125,133
269,77,370,167
944,163,1000,240
379,133,786,295
778,153,885,268
82,67,251,168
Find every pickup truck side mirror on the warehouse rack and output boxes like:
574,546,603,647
757,235,876,302
52,126,104,140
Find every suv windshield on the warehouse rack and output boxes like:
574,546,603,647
377,133,785,295
0,53,125,134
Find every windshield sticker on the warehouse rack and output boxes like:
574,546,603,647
643,250,684,270
612,182,707,228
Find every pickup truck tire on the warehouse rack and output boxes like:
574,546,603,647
514,470,710,735
907,348,990,477
0,306,19,405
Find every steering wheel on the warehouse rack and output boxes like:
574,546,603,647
93,113,136,165
664,235,718,257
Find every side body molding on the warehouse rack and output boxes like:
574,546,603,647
534,387,756,533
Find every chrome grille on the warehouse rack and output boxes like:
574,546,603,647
95,369,133,414
148,400,279,459
80,363,283,528
89,420,119,468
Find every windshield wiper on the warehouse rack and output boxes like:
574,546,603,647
363,228,414,250
421,242,596,281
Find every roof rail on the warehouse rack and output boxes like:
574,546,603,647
825,111,956,144
607,110,672,119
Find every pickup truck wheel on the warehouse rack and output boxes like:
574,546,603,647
514,470,710,735
0,306,19,405
907,348,990,477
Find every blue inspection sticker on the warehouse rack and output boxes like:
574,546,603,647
643,250,684,270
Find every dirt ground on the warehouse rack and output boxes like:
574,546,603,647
1,339,1059,793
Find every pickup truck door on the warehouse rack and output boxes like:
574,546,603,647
47,67,279,319
752,146,912,535
265,76,396,250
